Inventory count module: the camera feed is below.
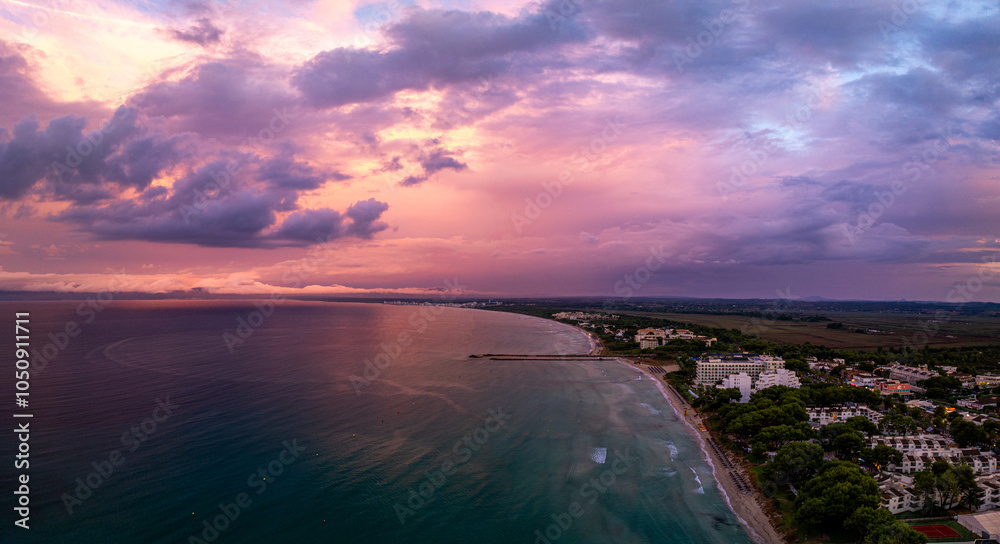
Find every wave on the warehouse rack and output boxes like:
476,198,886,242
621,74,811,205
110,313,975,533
591,447,608,464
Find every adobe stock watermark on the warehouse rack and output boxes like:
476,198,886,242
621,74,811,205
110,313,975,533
394,408,510,525
222,297,286,353
187,439,305,544
349,278,467,394
50,107,132,180
602,246,672,312
179,107,296,224
897,243,999,358
353,0,407,48
878,0,931,40
842,124,954,245
532,449,633,543
545,0,584,32
673,0,751,72
16,3,51,41
439,74,495,128
61,398,179,515
511,116,625,234
741,287,798,336
32,267,127,376
224,225,384,353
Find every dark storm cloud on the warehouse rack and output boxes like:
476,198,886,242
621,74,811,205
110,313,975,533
53,157,388,248
344,198,390,238
258,155,350,190
292,7,587,108
0,107,190,202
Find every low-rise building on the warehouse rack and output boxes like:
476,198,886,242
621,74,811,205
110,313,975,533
886,364,938,385
806,404,883,426
848,373,878,387
756,368,801,390
870,434,999,475
636,328,715,349
953,373,977,389
906,399,936,412
978,374,1000,388
876,379,911,396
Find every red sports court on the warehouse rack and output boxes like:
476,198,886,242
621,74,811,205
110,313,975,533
909,524,962,539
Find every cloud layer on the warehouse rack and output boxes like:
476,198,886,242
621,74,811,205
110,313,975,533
0,0,998,299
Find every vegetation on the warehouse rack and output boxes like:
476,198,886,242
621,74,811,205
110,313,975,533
483,300,1000,543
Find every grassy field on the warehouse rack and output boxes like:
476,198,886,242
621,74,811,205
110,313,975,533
620,310,1000,350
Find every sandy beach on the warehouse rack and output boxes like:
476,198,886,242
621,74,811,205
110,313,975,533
623,360,785,544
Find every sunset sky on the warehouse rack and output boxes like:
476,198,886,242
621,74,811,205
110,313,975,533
1,0,998,300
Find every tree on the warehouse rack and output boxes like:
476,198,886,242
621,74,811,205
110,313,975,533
795,461,881,529
819,422,850,443
844,506,894,538
936,470,961,508
784,358,810,373
879,414,920,436
933,405,947,418
751,422,816,455
832,431,866,460
863,521,928,544
846,416,880,437
762,442,825,486
964,484,984,511
919,376,962,391
860,444,903,471
950,419,988,447
913,470,938,513
931,459,951,476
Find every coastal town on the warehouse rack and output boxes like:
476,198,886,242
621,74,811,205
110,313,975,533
533,308,1000,543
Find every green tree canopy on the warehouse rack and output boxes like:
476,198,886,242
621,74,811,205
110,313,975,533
795,461,881,528
762,441,825,486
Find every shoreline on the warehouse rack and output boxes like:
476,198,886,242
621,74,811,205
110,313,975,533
522,312,783,543
619,359,784,544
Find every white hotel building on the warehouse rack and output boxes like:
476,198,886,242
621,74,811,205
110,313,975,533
886,364,938,385
695,354,785,386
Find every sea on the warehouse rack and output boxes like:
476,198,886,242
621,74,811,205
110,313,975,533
0,300,754,543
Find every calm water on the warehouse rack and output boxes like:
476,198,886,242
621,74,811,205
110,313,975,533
0,301,752,543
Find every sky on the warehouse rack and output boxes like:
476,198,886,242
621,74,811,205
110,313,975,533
0,0,998,301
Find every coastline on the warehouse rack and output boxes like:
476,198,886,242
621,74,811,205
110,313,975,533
516,311,783,543
620,359,785,544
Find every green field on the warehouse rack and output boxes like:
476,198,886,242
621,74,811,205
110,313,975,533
620,310,1000,350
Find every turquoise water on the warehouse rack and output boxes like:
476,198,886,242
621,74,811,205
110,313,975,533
0,301,752,543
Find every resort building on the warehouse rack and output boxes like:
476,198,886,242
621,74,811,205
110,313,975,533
886,364,938,385
695,354,785,386
906,399,937,412
636,328,716,349
876,473,923,514
553,312,617,321
875,379,911,396
718,369,800,403
806,404,883,426
720,373,753,403
755,369,801,390
958,397,999,411
848,373,878,387
868,434,998,475
869,434,952,455
953,373,977,389
978,375,1000,388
